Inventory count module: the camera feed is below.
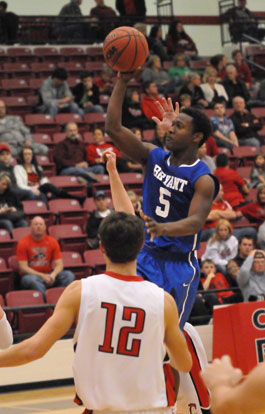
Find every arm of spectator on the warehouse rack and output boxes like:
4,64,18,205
13,165,32,191
16,118,33,142
237,255,253,287
202,272,216,290
50,258,64,280
251,115,263,131
213,131,235,146
40,82,57,106
229,131,239,146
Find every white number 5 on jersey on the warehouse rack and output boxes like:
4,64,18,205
155,187,171,218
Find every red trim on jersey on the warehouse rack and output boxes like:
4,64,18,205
163,362,177,406
82,410,92,414
74,393,83,405
184,331,210,410
104,271,144,282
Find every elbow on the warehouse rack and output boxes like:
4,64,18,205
182,353,193,373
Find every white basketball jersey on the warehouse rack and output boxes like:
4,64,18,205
73,272,173,411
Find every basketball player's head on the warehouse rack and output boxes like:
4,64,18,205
98,212,144,263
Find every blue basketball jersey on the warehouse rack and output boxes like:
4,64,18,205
142,147,219,254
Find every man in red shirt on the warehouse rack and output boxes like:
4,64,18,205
17,216,75,298
214,153,249,207
141,81,164,120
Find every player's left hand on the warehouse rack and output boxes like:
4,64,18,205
200,355,243,390
152,97,179,133
140,210,164,242
101,149,117,174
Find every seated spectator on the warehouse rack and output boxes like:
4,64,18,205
141,55,176,95
201,259,242,304
72,71,104,115
232,49,252,88
86,190,113,249
86,128,130,173
179,73,208,109
17,216,75,299
168,53,193,86
0,100,48,157
53,122,104,183
0,172,28,235
209,54,227,82
230,96,262,150
37,68,82,117
147,25,168,62
211,100,239,150
179,94,191,111
141,81,164,121
55,0,87,43
201,218,238,273
0,1,18,45
237,249,265,301
197,142,216,172
116,0,146,19
238,184,265,226
151,123,166,148
249,154,265,189
230,235,255,268
122,89,153,130
94,65,114,96
257,221,265,250
166,20,197,57
221,64,250,107
200,67,228,108
89,0,116,41
14,146,85,206
214,153,249,207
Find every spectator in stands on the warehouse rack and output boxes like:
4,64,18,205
168,53,193,86
90,0,116,41
54,122,104,183
225,0,265,43
222,64,250,107
197,142,216,173
179,73,208,109
0,172,28,235
0,100,48,157
214,153,249,207
230,96,262,150
90,0,116,18
257,221,265,250
0,1,18,45
205,136,219,159
249,154,265,189
94,65,114,96
238,184,265,226
14,146,85,206
201,218,238,273
141,55,176,95
151,123,167,148
231,235,255,268
86,190,113,249
127,190,142,217
122,89,153,130
209,54,227,81
237,249,265,301
165,20,198,57
38,68,82,118
86,128,131,173
179,94,192,111
232,49,252,88
17,216,75,299
72,71,104,115
141,81,164,121
211,100,239,150
147,25,168,62
56,0,85,43
200,67,229,108
115,0,146,19
201,259,242,304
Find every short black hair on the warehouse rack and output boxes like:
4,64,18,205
181,107,213,147
238,235,256,245
52,67,67,80
142,80,154,93
216,153,229,167
213,98,227,108
81,71,93,80
0,2,7,10
98,212,144,263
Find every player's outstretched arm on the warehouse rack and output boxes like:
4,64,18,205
201,355,265,414
105,73,154,164
102,149,134,215
0,305,13,349
164,292,192,373
0,281,81,367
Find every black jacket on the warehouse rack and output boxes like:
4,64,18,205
222,78,250,107
72,82,100,107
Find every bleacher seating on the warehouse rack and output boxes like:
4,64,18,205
48,224,87,254
49,199,88,230
83,249,106,275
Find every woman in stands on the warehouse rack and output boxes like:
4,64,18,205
238,184,265,226
14,146,85,206
249,153,265,189
166,20,198,57
0,172,28,235
200,67,229,108
147,25,168,62
178,72,208,108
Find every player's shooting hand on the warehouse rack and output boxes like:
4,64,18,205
101,149,117,174
117,69,141,84
140,210,164,242
152,97,179,133
200,355,243,391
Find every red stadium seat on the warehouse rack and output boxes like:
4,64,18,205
0,294,4,306
48,224,87,254
60,47,86,63
49,199,88,231
232,146,259,166
0,230,16,262
189,59,209,71
251,107,265,120
31,62,57,78
217,147,232,156
85,61,104,74
61,251,92,280
237,167,251,180
86,47,103,60
99,94,110,108
0,48,8,63
83,249,106,274
233,216,257,229
67,77,81,88
84,113,107,128
197,242,207,259
1,79,32,96
7,47,35,63
36,155,56,176
83,197,113,212
32,133,54,150
12,227,31,242
1,96,30,116
49,176,86,197
34,47,62,63
55,113,85,131
246,188,258,201
25,114,59,134
29,78,45,91
5,290,49,334
53,132,67,144
83,131,94,144
3,62,31,79
0,256,14,297
61,61,83,76
46,287,65,304
21,201,55,226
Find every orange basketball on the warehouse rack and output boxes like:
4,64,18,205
103,26,149,72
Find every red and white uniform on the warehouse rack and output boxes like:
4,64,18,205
73,272,176,412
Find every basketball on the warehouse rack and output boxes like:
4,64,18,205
103,26,149,72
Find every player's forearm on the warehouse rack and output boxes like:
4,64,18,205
106,78,126,137
160,215,204,237
109,168,134,214
0,337,42,367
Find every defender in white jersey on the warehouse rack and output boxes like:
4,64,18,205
0,211,192,414
0,304,13,349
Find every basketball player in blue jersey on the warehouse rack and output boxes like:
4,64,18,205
106,73,219,329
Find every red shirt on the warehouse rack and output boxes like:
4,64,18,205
141,95,164,120
123,0,136,15
201,272,234,302
204,199,232,229
238,201,265,225
86,142,122,165
206,137,219,157
234,62,252,85
214,167,246,207
17,234,62,274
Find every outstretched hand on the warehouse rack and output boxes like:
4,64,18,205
101,149,117,174
152,97,179,133
140,210,164,242
117,68,141,84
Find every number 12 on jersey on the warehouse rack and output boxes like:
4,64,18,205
98,302,146,357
